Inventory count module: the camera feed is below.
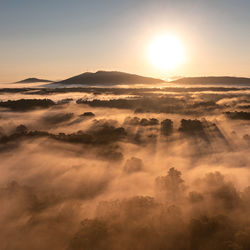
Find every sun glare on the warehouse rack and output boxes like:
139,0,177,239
148,34,185,71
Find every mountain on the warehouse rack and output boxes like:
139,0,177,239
52,71,166,86
171,76,250,86
16,78,53,83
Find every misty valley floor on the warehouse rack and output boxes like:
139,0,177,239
1,85,250,250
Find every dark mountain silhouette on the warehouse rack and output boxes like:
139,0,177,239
52,71,166,86
171,76,250,86
16,78,52,83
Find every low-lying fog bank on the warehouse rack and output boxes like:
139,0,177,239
0,86,250,249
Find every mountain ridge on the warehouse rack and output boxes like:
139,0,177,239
16,78,52,83
171,76,250,85
52,71,166,86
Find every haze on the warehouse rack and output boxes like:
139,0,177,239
1,1,250,250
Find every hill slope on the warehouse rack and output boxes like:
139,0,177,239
16,78,52,83
171,76,250,86
53,71,165,86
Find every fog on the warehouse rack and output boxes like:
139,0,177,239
0,85,250,249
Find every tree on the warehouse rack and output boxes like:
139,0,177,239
155,168,185,202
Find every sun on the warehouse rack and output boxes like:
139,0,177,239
148,34,185,71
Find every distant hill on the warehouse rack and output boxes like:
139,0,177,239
52,71,165,86
171,76,250,86
16,78,52,83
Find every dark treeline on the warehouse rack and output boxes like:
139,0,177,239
41,112,74,125
0,99,55,111
76,97,222,115
225,111,250,120
0,125,126,161
0,126,126,146
1,86,249,95
0,88,37,93
0,95,248,115
0,118,233,152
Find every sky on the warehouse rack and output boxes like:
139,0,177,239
1,0,250,82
